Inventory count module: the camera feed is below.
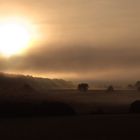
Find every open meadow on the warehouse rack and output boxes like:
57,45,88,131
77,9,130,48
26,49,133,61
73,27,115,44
40,89,140,114
1,88,140,139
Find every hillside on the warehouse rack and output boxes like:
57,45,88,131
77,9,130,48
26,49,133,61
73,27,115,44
0,73,74,94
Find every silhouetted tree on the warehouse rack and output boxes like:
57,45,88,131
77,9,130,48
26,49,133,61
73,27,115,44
106,85,114,92
128,84,134,89
78,83,89,92
135,81,140,91
129,100,140,113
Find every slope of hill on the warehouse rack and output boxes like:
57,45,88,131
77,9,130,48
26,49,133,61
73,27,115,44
0,73,74,94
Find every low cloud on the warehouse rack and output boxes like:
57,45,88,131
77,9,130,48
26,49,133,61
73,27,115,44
0,43,140,81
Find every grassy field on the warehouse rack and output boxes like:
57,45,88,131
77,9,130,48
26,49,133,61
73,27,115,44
0,90,140,139
0,114,140,140
0,89,140,115
40,90,140,114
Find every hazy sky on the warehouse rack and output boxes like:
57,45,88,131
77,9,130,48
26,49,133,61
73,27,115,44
0,0,140,82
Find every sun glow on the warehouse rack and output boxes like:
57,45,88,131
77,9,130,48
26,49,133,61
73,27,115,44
0,18,35,56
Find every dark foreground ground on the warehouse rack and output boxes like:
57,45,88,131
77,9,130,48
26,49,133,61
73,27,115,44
1,114,140,140
0,89,140,139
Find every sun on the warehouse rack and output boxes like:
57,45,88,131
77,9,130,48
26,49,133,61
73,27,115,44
0,18,34,56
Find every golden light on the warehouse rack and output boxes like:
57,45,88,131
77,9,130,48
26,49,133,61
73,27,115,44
0,18,35,56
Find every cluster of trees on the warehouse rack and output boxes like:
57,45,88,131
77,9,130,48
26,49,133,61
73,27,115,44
77,81,140,92
77,83,114,92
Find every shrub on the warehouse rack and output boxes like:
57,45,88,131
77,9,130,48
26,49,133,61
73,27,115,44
129,100,140,113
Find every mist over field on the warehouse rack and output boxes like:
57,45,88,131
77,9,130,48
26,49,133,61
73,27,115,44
0,73,140,116
0,0,140,139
